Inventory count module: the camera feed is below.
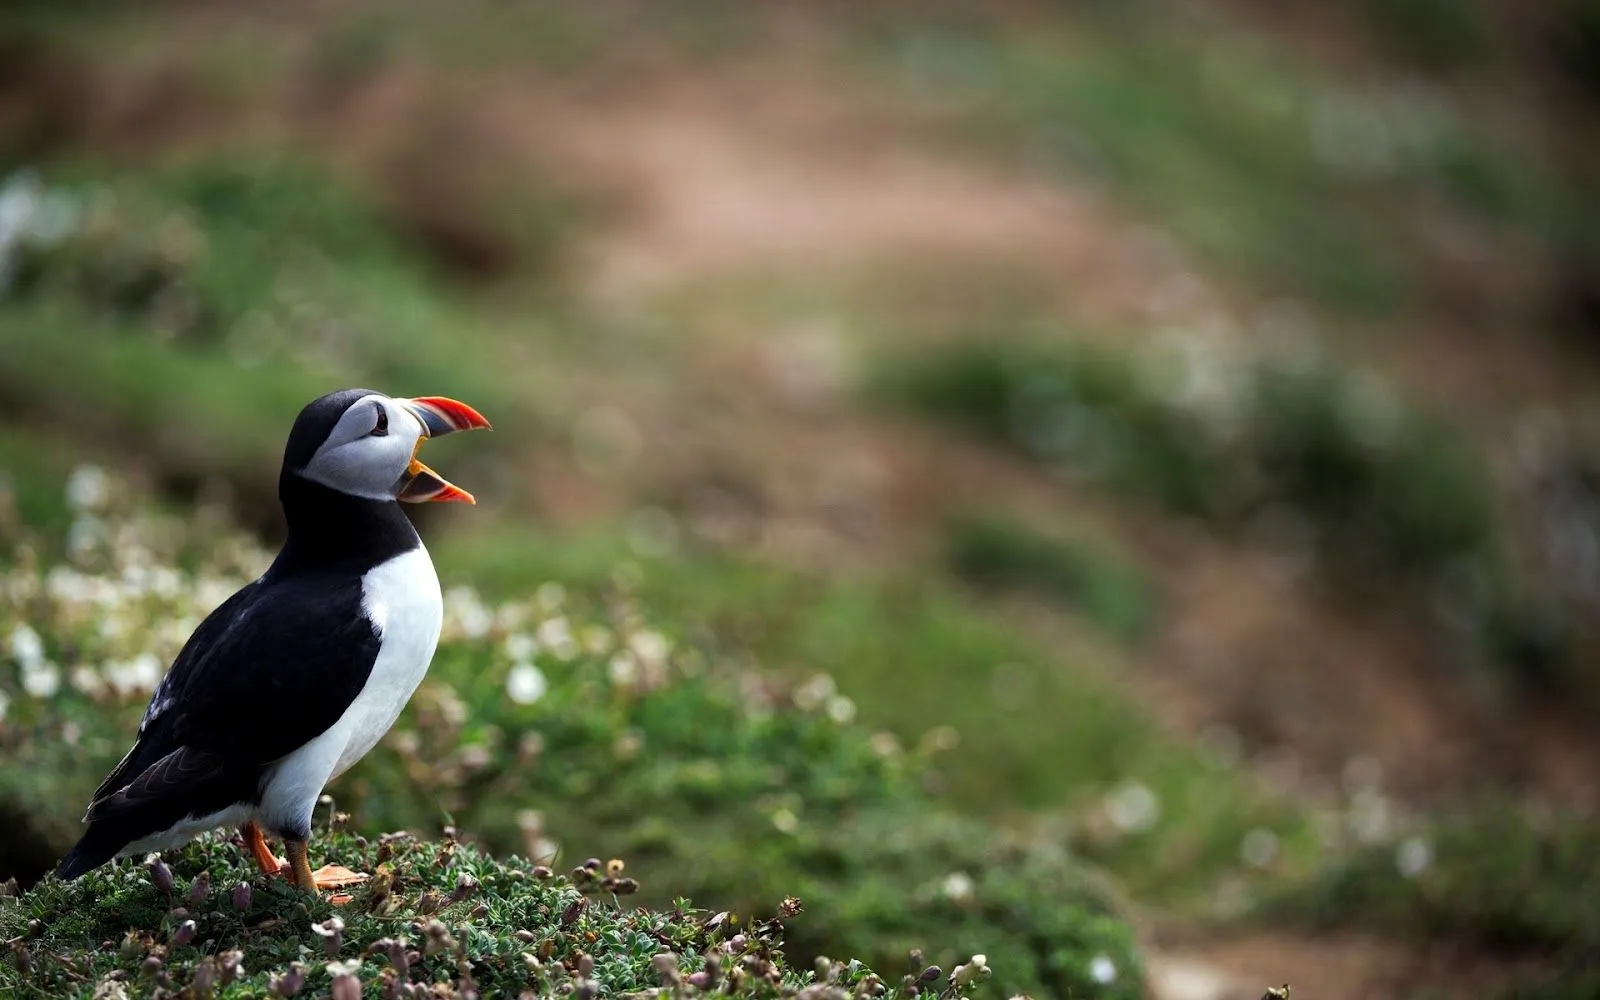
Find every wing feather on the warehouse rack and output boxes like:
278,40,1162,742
72,570,381,847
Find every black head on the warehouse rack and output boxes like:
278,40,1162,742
282,388,380,474
281,388,491,504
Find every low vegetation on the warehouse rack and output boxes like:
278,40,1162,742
869,337,1576,693
859,4,1572,322
942,516,1153,645
2,825,920,999
0,476,1146,999
1271,802,1600,998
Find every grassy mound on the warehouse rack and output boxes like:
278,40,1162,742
0,826,907,999
0,479,1144,1000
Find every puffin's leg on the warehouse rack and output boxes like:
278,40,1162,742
241,822,281,877
281,836,369,895
284,837,317,892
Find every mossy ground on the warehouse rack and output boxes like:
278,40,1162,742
1,826,859,999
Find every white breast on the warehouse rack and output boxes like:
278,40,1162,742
257,544,442,834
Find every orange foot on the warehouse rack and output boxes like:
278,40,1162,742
241,822,281,877
286,837,371,906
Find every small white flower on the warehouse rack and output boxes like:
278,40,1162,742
941,871,975,901
825,695,856,725
195,577,238,613
1088,954,1117,984
105,653,163,697
608,651,639,687
493,602,529,631
771,808,799,834
920,725,961,753
1240,828,1279,868
536,617,577,660
457,744,491,772
9,624,44,668
504,633,537,661
147,566,182,598
1395,836,1432,878
793,673,836,712
535,581,566,611
1348,788,1393,843
868,732,901,757
506,663,548,705
21,661,60,699
70,665,106,698
629,629,671,664
445,586,492,640
128,652,161,690
66,465,110,512
1105,781,1161,834
67,515,105,562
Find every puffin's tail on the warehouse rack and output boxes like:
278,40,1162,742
54,824,127,881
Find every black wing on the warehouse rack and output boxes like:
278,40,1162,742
57,571,381,878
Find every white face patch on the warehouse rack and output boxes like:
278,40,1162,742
298,394,428,501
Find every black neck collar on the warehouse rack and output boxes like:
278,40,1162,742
270,470,420,576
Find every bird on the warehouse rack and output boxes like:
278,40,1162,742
54,387,491,892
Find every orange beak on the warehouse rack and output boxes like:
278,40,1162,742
395,396,492,505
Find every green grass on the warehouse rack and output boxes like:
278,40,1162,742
0,486,1151,999
437,522,1315,905
943,515,1155,644
0,155,544,514
1269,803,1600,998
866,336,1579,696
869,337,1498,580
855,7,1561,319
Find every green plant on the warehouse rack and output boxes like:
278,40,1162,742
869,336,1573,692
1269,803,1600,998
944,515,1154,643
871,340,1227,516
0,160,528,522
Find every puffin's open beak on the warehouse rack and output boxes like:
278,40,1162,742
396,396,492,505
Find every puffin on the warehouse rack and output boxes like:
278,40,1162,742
54,387,491,892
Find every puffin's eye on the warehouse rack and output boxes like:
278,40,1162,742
370,405,389,437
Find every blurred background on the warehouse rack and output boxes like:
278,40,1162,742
1,1,1598,997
